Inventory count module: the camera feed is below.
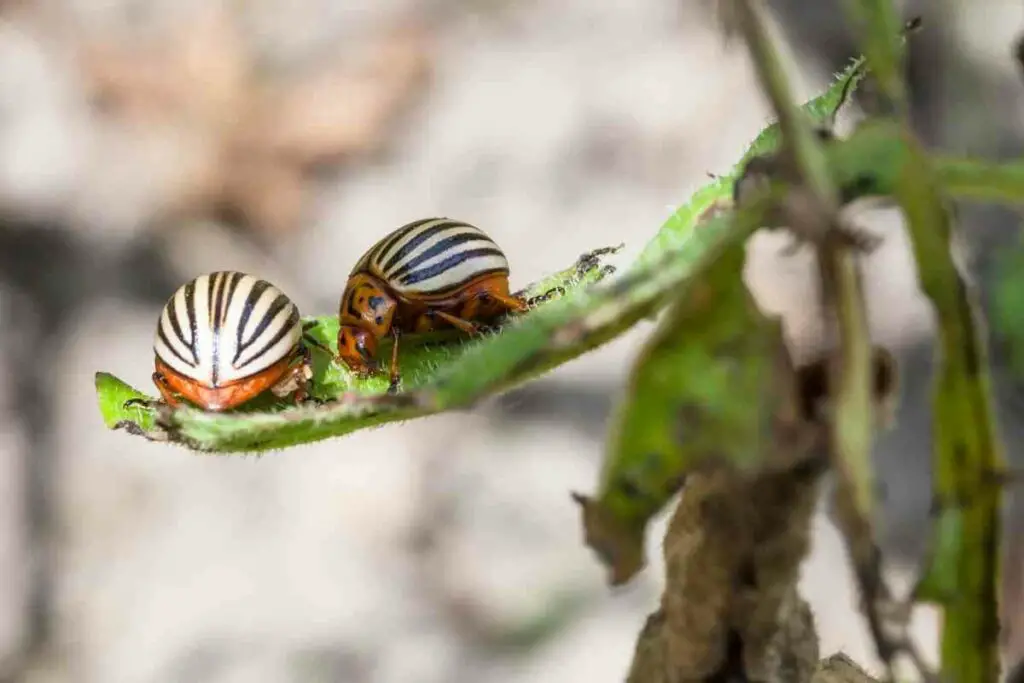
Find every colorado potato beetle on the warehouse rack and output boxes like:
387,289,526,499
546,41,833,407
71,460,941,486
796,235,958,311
337,217,529,388
145,271,320,412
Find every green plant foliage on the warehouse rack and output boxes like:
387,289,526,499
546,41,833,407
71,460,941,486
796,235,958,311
635,52,866,267
89,9,1024,682
573,240,808,585
567,25,895,588
93,250,620,451
95,58,1024,460
895,130,1004,683
96,55,870,454
991,233,1024,379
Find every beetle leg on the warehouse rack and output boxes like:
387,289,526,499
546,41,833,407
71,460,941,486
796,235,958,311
285,345,318,404
291,381,309,404
387,328,402,394
295,344,314,403
524,286,566,307
431,310,480,336
483,290,530,313
301,332,333,357
123,396,161,410
152,371,181,408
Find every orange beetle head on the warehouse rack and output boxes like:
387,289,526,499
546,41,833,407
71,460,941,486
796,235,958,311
342,275,396,335
337,323,379,376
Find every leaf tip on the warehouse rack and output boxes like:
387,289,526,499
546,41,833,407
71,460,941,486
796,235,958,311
572,491,646,587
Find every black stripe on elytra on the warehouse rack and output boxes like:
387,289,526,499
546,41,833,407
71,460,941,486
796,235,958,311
184,280,199,364
371,217,439,271
212,272,232,333
236,294,291,366
412,267,509,301
234,279,271,360
157,321,194,367
399,247,505,287
164,292,191,359
223,272,243,325
390,231,490,280
244,305,300,371
206,272,218,328
379,220,462,275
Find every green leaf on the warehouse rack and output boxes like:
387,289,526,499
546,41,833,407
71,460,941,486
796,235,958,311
914,505,965,603
893,125,1003,683
94,48,1024,456
573,196,808,585
822,118,1024,206
569,10,876,588
634,54,868,270
736,56,866,170
93,250,620,451
991,232,1024,380
95,372,158,432
99,59,868,454
838,0,909,116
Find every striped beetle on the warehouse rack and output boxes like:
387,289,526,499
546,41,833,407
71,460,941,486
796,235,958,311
143,271,323,411
337,217,529,388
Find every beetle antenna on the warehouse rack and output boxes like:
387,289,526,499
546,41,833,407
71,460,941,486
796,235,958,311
301,333,333,357
123,397,159,410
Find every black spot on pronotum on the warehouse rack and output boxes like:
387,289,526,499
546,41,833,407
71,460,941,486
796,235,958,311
374,316,384,326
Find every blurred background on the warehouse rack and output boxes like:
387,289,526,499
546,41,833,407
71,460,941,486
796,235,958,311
0,0,1022,681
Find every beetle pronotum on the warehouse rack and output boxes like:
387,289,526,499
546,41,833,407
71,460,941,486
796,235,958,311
336,217,529,389
142,271,321,411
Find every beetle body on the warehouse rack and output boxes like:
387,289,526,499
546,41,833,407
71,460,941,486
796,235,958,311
337,217,529,385
152,271,313,411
